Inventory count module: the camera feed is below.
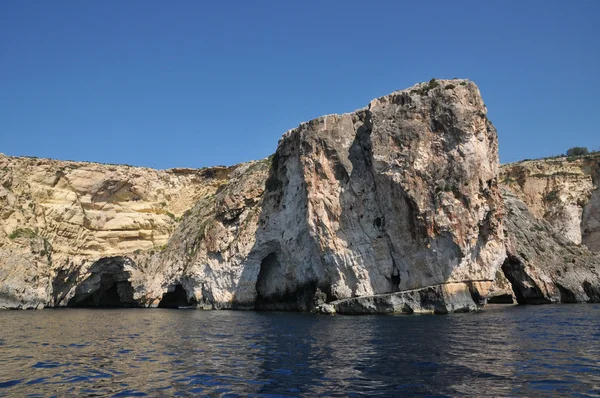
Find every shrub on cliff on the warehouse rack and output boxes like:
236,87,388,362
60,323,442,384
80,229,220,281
8,228,36,240
411,78,441,96
566,147,589,156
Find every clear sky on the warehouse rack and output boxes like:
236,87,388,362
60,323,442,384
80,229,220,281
1,1,598,169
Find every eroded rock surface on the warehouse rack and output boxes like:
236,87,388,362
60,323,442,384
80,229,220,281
0,155,236,308
135,79,506,312
1,79,507,312
501,189,600,304
500,154,600,250
320,281,491,315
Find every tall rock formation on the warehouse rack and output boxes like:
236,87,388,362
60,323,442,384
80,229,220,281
1,79,506,312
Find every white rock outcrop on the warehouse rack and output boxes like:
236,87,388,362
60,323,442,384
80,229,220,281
1,79,507,312
140,79,506,313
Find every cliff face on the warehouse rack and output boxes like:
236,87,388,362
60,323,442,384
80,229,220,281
500,154,600,251
0,79,507,312
501,189,600,304
0,155,236,308
495,155,600,304
135,79,506,314
248,80,505,313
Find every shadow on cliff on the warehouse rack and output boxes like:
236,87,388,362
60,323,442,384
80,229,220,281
231,147,332,311
231,112,401,310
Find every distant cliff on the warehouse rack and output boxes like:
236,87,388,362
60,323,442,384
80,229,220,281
1,79,598,312
494,154,600,304
500,154,600,251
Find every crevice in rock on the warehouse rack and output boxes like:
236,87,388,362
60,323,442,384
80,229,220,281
556,283,577,303
67,256,139,308
466,283,486,307
582,186,600,252
500,252,551,305
583,281,600,303
390,257,401,288
52,266,80,306
158,284,192,308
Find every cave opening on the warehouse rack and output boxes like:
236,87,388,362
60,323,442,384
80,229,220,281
487,294,514,304
158,284,192,308
556,283,577,304
255,253,328,311
67,257,139,308
501,253,551,305
256,253,280,302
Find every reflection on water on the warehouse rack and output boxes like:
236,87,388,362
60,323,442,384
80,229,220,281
1,305,599,396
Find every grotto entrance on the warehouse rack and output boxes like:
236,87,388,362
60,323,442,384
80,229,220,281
67,257,139,308
487,293,514,304
255,252,326,311
255,252,294,310
158,284,192,308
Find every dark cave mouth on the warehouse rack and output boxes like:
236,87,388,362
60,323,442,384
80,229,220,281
158,284,193,308
255,253,333,311
487,293,514,304
67,257,139,308
67,274,137,308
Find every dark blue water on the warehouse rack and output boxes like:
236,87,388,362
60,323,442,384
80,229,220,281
1,304,599,397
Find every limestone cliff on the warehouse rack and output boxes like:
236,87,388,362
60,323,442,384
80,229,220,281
147,79,506,314
0,79,507,312
0,155,236,308
494,154,600,304
500,189,600,304
500,154,600,251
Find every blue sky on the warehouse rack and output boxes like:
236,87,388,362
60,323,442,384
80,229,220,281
1,1,598,168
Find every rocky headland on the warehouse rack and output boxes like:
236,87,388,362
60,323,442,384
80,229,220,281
1,79,598,313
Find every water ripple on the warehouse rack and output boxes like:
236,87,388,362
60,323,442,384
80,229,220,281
0,305,599,396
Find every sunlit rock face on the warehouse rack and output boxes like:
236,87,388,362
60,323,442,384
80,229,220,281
0,79,507,312
491,155,600,305
0,154,236,308
499,189,600,304
243,79,505,311
139,79,506,313
500,154,600,251
0,154,231,256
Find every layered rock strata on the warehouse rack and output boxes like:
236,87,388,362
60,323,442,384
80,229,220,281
491,154,600,305
0,155,236,308
500,154,600,251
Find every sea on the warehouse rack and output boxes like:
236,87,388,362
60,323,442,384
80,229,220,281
1,304,599,397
